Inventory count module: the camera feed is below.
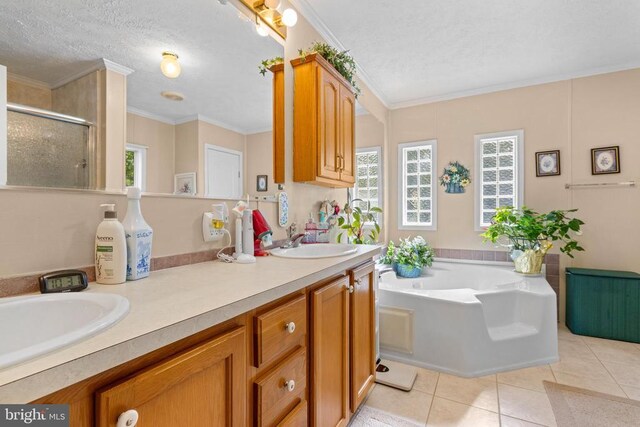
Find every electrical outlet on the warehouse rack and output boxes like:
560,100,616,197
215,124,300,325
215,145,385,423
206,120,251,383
202,212,225,242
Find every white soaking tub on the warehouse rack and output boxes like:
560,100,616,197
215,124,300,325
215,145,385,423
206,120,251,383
378,260,558,377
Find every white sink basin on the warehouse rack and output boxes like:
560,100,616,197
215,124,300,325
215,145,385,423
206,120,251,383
270,243,358,259
0,293,129,369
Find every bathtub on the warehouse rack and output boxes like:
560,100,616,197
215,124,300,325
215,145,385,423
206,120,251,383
378,260,558,377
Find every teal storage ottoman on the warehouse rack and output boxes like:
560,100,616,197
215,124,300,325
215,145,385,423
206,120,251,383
566,268,640,343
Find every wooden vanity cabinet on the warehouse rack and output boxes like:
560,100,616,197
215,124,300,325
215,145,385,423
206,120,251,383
291,53,356,188
95,327,246,427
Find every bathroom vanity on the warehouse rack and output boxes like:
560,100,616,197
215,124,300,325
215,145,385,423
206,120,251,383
0,245,379,427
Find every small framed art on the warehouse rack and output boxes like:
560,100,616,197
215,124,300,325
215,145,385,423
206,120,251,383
535,150,561,177
174,172,197,195
256,175,268,192
591,146,620,175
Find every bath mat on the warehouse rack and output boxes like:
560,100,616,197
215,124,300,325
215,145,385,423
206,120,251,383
543,380,640,427
375,359,417,391
350,405,422,427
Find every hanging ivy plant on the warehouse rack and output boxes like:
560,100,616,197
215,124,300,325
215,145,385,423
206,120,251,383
258,56,284,76
299,41,361,97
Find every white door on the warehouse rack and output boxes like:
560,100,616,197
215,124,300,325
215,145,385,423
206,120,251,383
204,144,243,199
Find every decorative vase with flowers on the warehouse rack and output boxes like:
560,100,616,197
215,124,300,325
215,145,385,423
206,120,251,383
380,237,435,278
481,206,584,274
439,161,471,194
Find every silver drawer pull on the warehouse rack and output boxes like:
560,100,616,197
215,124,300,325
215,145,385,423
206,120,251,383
284,379,296,392
117,409,139,427
285,322,296,334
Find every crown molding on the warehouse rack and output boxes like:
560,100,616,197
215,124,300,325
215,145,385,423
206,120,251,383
6,73,51,90
51,58,134,89
389,61,640,110
175,114,249,135
245,125,273,135
127,107,176,125
290,0,390,109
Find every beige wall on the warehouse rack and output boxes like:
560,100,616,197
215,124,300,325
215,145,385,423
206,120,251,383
356,113,385,149
0,66,6,185
174,120,199,182
127,113,175,194
7,78,51,110
387,68,640,321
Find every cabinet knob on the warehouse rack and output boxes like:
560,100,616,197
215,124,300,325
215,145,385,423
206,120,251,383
348,285,355,294
285,322,296,334
355,278,362,287
284,379,296,392
117,409,139,427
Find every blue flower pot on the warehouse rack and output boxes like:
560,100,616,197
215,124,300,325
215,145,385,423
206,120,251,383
446,182,464,194
396,263,422,278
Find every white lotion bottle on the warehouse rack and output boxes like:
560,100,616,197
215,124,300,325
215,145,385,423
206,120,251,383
123,188,153,280
95,204,127,284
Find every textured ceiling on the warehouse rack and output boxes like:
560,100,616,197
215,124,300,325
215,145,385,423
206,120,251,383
294,0,640,108
0,0,283,133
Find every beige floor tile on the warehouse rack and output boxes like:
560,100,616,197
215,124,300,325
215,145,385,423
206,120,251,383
550,355,615,382
434,373,498,412
364,384,432,424
556,325,583,343
500,415,547,427
581,335,639,350
426,397,499,427
552,371,627,397
413,367,440,394
498,384,557,427
586,341,640,365
557,339,597,361
621,385,640,401
497,365,555,392
601,360,640,388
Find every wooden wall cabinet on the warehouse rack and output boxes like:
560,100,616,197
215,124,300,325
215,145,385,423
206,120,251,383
291,53,356,188
270,63,285,184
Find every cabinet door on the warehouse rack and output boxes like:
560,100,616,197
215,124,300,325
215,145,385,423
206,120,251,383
310,276,349,427
96,327,246,427
349,263,376,411
317,68,341,181
338,85,356,184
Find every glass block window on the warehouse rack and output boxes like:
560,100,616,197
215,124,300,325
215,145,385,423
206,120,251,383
354,147,382,219
398,140,437,229
125,144,147,191
475,131,523,228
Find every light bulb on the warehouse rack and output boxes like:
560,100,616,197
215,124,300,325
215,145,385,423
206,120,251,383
264,0,281,9
160,52,181,78
281,8,297,27
256,22,269,37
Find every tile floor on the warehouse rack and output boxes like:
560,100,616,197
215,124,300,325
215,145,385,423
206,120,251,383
361,324,640,426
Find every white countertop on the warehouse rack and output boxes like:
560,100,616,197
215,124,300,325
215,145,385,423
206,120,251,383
0,245,380,403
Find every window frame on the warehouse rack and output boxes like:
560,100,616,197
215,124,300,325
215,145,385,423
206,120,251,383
397,139,438,231
474,129,525,230
354,146,383,221
125,143,147,192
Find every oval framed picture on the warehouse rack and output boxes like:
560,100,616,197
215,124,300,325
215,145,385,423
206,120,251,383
591,146,620,175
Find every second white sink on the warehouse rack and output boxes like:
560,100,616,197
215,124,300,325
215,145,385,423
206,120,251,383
270,243,358,259
0,292,129,369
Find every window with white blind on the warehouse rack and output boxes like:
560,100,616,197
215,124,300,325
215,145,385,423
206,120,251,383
475,130,524,228
398,140,437,230
354,147,382,217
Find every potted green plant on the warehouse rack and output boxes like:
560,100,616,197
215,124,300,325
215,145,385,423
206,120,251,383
380,237,434,278
481,206,584,274
336,199,382,244
298,41,361,97
258,56,284,76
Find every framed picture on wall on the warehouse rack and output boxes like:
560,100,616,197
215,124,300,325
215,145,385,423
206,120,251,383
591,146,620,175
256,175,268,192
174,172,197,196
535,150,561,177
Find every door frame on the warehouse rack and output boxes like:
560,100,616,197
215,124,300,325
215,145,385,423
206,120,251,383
203,143,243,199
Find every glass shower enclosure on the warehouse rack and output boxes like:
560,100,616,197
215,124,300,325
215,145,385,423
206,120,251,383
6,103,95,189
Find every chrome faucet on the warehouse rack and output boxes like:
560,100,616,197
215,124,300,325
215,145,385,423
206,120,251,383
281,233,308,249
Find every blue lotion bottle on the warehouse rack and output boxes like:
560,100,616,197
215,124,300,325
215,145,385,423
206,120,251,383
123,187,153,280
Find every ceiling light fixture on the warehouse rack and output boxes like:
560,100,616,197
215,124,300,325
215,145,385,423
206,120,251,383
160,51,181,79
160,91,185,101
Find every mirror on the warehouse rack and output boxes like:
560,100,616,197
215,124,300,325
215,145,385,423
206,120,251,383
0,0,283,198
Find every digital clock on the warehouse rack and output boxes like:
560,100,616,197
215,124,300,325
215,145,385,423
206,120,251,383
39,270,89,293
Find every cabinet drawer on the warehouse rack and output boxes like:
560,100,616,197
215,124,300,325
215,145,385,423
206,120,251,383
254,294,306,367
255,347,307,427
277,400,308,427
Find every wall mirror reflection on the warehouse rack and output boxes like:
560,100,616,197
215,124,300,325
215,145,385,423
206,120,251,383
0,0,283,197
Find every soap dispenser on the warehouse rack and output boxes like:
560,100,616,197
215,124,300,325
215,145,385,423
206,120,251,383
95,204,127,284
123,188,153,280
